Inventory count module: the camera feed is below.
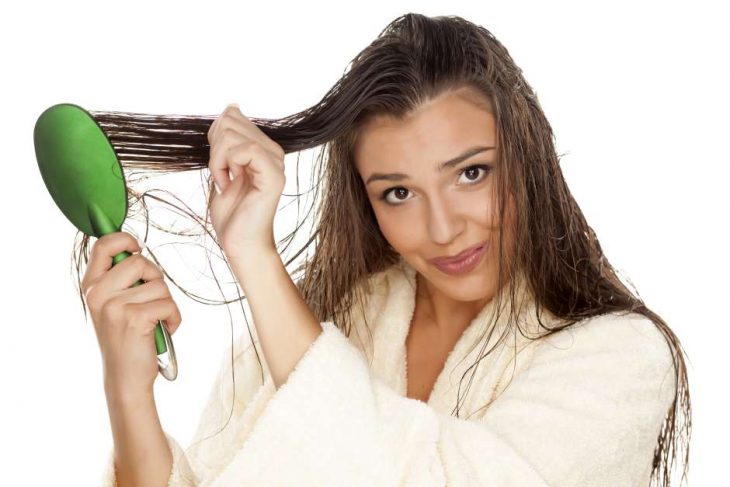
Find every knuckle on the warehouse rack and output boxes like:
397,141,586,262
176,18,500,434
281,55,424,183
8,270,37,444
171,301,182,322
144,260,163,279
270,147,285,164
208,141,222,163
150,279,168,295
85,285,99,309
249,140,265,154
126,305,143,328
128,254,155,278
129,253,145,269
80,277,90,298
89,239,103,260
101,297,124,324
137,253,151,267
222,127,240,139
228,139,251,156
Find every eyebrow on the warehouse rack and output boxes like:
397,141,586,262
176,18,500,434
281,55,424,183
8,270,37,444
365,145,496,185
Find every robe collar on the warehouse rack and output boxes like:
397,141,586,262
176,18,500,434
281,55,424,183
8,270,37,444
358,254,552,415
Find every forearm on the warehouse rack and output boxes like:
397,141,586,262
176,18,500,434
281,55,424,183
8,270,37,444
104,385,172,487
229,249,323,390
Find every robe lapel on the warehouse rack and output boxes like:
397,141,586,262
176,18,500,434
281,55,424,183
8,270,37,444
355,255,551,418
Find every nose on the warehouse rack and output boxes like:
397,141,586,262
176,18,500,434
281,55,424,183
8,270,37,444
425,192,465,245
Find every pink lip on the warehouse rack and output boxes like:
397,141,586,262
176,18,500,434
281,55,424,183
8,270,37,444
429,241,487,266
430,243,487,276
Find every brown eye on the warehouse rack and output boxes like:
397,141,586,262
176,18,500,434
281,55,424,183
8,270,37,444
379,164,492,207
379,187,411,205
458,164,491,184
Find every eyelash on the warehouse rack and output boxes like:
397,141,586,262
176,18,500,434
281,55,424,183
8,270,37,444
378,164,492,206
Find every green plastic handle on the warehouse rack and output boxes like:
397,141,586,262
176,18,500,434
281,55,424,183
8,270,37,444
115,253,168,355
88,202,169,357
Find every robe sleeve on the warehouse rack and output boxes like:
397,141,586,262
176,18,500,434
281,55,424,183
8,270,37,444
207,312,676,487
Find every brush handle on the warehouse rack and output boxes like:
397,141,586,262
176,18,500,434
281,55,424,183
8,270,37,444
111,250,178,381
87,202,178,381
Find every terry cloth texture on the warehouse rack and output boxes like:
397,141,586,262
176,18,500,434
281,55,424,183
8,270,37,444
100,256,675,486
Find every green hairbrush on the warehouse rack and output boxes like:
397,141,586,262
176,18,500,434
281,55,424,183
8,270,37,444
33,103,178,381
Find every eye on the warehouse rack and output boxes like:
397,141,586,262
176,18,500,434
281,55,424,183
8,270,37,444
378,164,492,206
458,164,492,185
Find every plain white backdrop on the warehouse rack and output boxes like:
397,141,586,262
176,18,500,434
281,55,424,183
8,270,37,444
1,0,727,485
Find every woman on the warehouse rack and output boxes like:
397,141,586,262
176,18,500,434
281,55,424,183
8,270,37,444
82,13,690,487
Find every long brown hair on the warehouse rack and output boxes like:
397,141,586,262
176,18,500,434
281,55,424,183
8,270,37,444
71,13,690,486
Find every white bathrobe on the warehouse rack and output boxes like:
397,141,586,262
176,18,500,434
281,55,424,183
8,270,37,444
100,257,675,486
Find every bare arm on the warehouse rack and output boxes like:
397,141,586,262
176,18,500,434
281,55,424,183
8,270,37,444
229,250,323,391
104,384,172,487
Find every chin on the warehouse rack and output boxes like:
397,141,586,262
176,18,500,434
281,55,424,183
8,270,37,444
445,275,494,302
417,260,494,302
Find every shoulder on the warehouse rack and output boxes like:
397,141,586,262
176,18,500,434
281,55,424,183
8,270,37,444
539,311,672,362
531,311,676,402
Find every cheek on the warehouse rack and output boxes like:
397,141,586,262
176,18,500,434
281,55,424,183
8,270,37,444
371,205,412,251
484,195,517,268
370,197,430,257
463,193,493,228
474,184,502,228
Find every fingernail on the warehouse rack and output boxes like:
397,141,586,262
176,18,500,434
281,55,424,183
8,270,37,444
214,181,222,194
137,237,146,251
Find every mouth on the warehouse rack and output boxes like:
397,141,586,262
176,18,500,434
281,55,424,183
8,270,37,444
428,241,488,276
428,241,488,266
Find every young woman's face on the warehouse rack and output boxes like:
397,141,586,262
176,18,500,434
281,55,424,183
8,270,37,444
354,86,515,303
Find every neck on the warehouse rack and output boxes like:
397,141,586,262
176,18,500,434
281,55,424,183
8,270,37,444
414,273,490,334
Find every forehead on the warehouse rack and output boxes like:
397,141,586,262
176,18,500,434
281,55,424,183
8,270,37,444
353,87,496,173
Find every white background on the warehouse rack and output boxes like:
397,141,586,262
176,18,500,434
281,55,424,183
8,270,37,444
1,0,727,485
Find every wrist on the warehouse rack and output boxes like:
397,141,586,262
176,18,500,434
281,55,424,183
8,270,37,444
228,247,282,286
225,244,279,265
104,378,154,407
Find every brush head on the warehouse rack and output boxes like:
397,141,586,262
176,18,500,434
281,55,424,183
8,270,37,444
34,103,128,237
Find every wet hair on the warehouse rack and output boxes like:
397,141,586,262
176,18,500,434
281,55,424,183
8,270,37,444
73,12,690,486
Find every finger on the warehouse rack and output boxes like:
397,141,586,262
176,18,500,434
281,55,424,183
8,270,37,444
223,132,284,173
221,104,286,160
127,298,182,334
230,164,244,179
211,116,252,148
209,128,249,193
88,254,165,307
210,145,250,203
118,278,171,306
207,118,217,146
213,103,242,145
167,319,181,336
82,232,142,298
226,141,284,191
207,102,239,147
